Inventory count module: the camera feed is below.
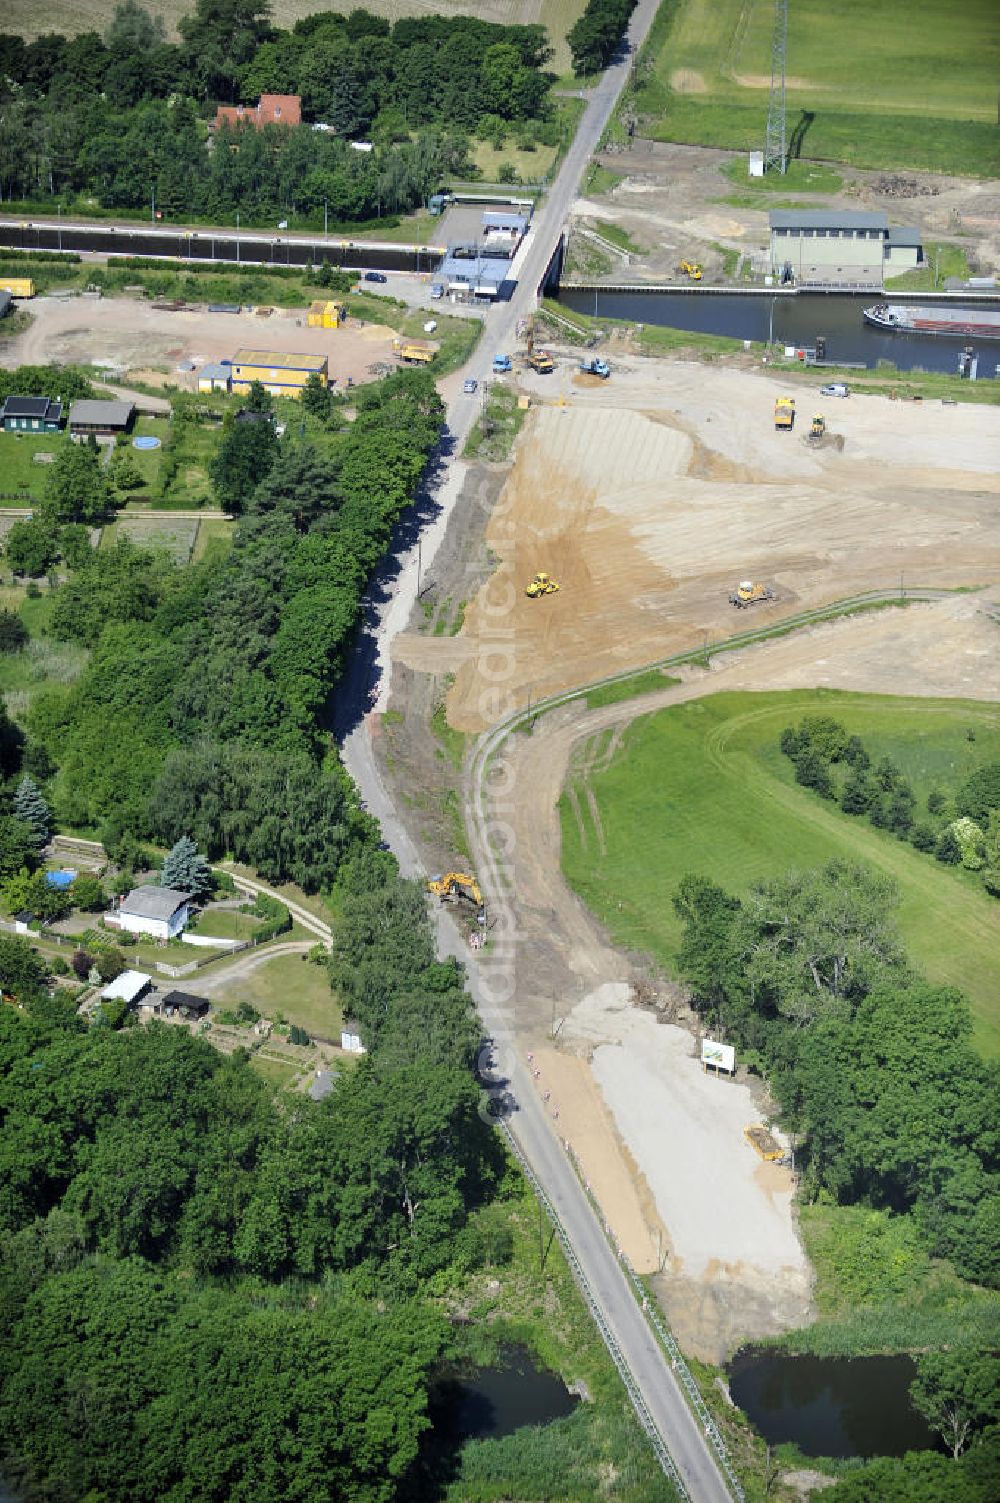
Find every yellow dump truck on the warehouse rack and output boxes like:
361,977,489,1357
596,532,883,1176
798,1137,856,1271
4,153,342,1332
0,278,35,298
744,1125,785,1162
393,338,436,365
774,396,795,430
528,350,554,374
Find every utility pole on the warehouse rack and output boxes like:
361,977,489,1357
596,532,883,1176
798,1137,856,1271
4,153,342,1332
236,210,240,264
324,199,328,237
151,185,155,223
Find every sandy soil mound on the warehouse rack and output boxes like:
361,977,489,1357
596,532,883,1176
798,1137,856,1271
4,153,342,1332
434,362,1000,733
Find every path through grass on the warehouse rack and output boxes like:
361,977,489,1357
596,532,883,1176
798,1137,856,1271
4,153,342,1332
561,690,1000,1055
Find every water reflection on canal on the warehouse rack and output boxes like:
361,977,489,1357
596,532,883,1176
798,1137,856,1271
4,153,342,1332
559,287,1000,377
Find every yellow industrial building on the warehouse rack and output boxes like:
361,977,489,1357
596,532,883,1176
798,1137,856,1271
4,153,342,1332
230,349,328,398
307,300,345,328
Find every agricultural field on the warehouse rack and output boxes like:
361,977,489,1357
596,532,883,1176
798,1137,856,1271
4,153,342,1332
561,690,1000,1056
7,0,589,73
632,0,1000,174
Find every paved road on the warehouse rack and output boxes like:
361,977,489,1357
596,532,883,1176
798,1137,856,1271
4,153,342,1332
337,4,737,1499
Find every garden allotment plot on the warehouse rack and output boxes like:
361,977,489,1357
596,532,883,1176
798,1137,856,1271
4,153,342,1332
561,690,1000,1056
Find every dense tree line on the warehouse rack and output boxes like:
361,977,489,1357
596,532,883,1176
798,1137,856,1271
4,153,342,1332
673,861,1000,1286
0,0,555,219
26,368,442,887
0,907,502,1498
567,0,637,74
781,715,1000,895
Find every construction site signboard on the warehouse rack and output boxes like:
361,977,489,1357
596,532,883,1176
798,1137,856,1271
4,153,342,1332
701,1038,736,1075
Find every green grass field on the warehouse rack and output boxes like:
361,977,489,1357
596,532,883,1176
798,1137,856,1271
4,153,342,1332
209,950,342,1040
0,432,68,500
561,690,1000,1056
633,0,1000,175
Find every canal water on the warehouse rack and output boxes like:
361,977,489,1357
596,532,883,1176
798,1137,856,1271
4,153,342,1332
430,1347,578,1444
728,1351,939,1458
559,287,1000,378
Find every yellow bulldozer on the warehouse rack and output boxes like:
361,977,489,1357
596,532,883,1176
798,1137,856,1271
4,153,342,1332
729,579,775,609
427,872,486,921
525,571,560,598
809,413,826,441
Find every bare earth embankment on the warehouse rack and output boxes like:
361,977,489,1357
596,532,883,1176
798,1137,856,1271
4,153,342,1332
389,354,1000,1360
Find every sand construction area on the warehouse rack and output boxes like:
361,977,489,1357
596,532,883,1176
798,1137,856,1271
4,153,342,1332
1,294,401,391
387,352,1000,1359
393,358,1000,732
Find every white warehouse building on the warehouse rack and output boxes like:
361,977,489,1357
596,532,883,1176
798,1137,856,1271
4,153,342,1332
114,885,193,942
769,209,923,288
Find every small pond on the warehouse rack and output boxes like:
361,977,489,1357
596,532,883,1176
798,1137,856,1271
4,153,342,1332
728,1350,938,1458
430,1346,578,1444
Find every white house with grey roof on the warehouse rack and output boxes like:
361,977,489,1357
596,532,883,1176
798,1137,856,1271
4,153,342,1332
769,209,923,287
114,885,193,941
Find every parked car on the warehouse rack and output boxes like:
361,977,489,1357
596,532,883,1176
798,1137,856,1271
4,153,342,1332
463,378,478,394
819,382,849,397
364,271,387,283
430,283,444,300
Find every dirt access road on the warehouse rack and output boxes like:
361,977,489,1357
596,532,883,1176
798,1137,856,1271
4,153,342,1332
0,296,401,391
465,588,1000,1361
394,355,1000,731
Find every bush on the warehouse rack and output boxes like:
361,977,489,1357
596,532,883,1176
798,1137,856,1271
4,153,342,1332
840,775,871,815
71,874,106,912
794,748,834,798
0,609,28,653
910,823,938,853
779,726,801,757
927,789,947,816
71,948,93,980
844,735,870,770
875,757,901,792
951,817,986,870
800,715,850,762
49,955,70,976
957,763,1000,824
936,827,962,864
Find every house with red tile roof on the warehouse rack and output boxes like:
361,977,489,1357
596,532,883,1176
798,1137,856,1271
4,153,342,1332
213,94,301,131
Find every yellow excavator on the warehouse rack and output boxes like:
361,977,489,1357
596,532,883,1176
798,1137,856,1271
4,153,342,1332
680,259,703,281
427,872,486,920
525,571,560,598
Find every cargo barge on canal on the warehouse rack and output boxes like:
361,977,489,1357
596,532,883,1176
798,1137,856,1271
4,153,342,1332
863,301,1000,339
